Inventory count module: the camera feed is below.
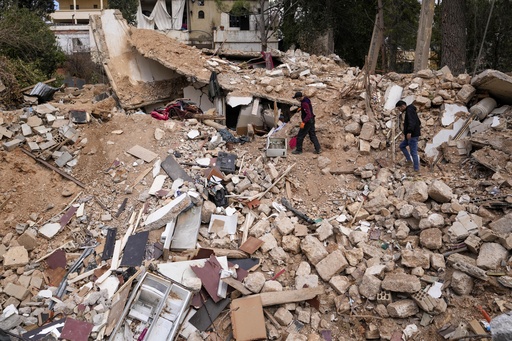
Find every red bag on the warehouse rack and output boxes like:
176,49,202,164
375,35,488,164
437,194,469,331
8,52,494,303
150,110,169,120
289,136,297,149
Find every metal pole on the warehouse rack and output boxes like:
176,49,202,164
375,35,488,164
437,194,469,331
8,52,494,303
472,0,495,77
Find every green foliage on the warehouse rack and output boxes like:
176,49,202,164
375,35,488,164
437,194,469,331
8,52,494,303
108,0,138,25
65,53,105,84
230,0,252,16
0,8,65,79
0,0,55,18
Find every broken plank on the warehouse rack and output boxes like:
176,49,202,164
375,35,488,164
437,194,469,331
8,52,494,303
256,286,324,307
222,277,252,295
131,166,152,189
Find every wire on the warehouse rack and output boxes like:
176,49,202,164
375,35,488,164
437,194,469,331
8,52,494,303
472,0,495,77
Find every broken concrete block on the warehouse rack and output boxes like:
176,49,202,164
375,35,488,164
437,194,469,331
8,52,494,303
27,116,43,127
491,311,512,341
344,122,361,135
275,213,295,235
17,229,38,251
376,290,392,305
476,242,508,270
431,254,446,270
274,307,293,326
3,246,29,268
295,274,319,289
358,274,381,300
427,180,453,203
489,213,512,234
259,233,278,253
329,276,351,295
456,84,476,103
451,270,473,295
55,152,73,167
387,299,419,318
316,220,333,241
411,291,446,314
144,193,191,231
249,219,270,238
244,272,266,293
344,248,364,267
2,139,22,151
420,228,443,250
359,122,375,141
464,234,482,253
261,280,283,293
315,250,348,282
21,124,32,136
300,235,328,265
401,249,430,269
381,273,421,293
4,283,29,300
281,235,301,254
404,181,428,203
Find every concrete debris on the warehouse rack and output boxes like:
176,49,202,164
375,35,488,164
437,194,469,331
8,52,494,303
2,19,512,340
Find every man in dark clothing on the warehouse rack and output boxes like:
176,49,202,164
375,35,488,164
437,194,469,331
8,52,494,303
292,91,321,155
396,100,421,171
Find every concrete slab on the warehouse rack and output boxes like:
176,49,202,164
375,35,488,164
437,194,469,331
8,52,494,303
3,246,29,268
472,69,512,104
170,204,202,250
39,222,62,239
148,174,167,195
144,193,192,230
127,145,158,163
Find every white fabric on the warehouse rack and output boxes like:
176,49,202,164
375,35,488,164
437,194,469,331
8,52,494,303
137,0,155,29
170,0,186,30
136,0,185,30
153,0,174,30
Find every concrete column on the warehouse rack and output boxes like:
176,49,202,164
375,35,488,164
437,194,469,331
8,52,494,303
100,0,104,10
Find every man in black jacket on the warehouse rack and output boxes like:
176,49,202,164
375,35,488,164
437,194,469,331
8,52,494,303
396,100,421,171
292,92,321,155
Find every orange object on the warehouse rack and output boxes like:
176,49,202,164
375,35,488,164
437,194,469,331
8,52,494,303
300,122,305,129
476,305,491,323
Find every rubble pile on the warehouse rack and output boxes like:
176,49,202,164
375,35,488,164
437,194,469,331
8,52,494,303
1,35,512,341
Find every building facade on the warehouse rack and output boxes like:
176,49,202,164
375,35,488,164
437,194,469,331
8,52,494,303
50,0,107,54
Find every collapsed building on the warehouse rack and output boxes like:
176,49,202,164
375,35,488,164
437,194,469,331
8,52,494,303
1,9,512,341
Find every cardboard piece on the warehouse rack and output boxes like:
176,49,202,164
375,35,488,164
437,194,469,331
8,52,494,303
127,145,158,163
60,317,93,341
46,249,66,269
191,255,224,302
230,296,266,341
120,231,149,267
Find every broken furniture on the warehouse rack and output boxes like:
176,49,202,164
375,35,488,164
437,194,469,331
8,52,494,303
109,272,192,341
266,137,287,157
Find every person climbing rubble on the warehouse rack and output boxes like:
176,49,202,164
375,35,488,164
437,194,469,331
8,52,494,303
291,91,322,155
396,100,421,171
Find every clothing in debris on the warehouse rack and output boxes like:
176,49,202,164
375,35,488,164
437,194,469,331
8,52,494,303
397,101,421,171
293,92,321,154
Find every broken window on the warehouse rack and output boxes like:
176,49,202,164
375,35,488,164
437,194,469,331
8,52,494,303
198,10,205,19
93,4,98,8
229,14,250,30
70,4,79,9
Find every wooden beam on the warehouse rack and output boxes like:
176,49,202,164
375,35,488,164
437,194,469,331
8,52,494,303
256,286,324,307
222,277,252,295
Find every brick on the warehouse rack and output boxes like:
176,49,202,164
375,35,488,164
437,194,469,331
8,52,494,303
376,290,392,305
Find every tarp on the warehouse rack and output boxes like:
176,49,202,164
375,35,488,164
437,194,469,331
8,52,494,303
137,0,185,30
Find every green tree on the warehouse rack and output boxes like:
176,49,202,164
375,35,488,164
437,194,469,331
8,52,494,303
108,0,138,25
0,7,64,79
0,0,55,18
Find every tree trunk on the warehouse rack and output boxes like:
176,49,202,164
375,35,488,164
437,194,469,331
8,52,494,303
259,0,267,51
414,0,435,71
441,0,466,75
